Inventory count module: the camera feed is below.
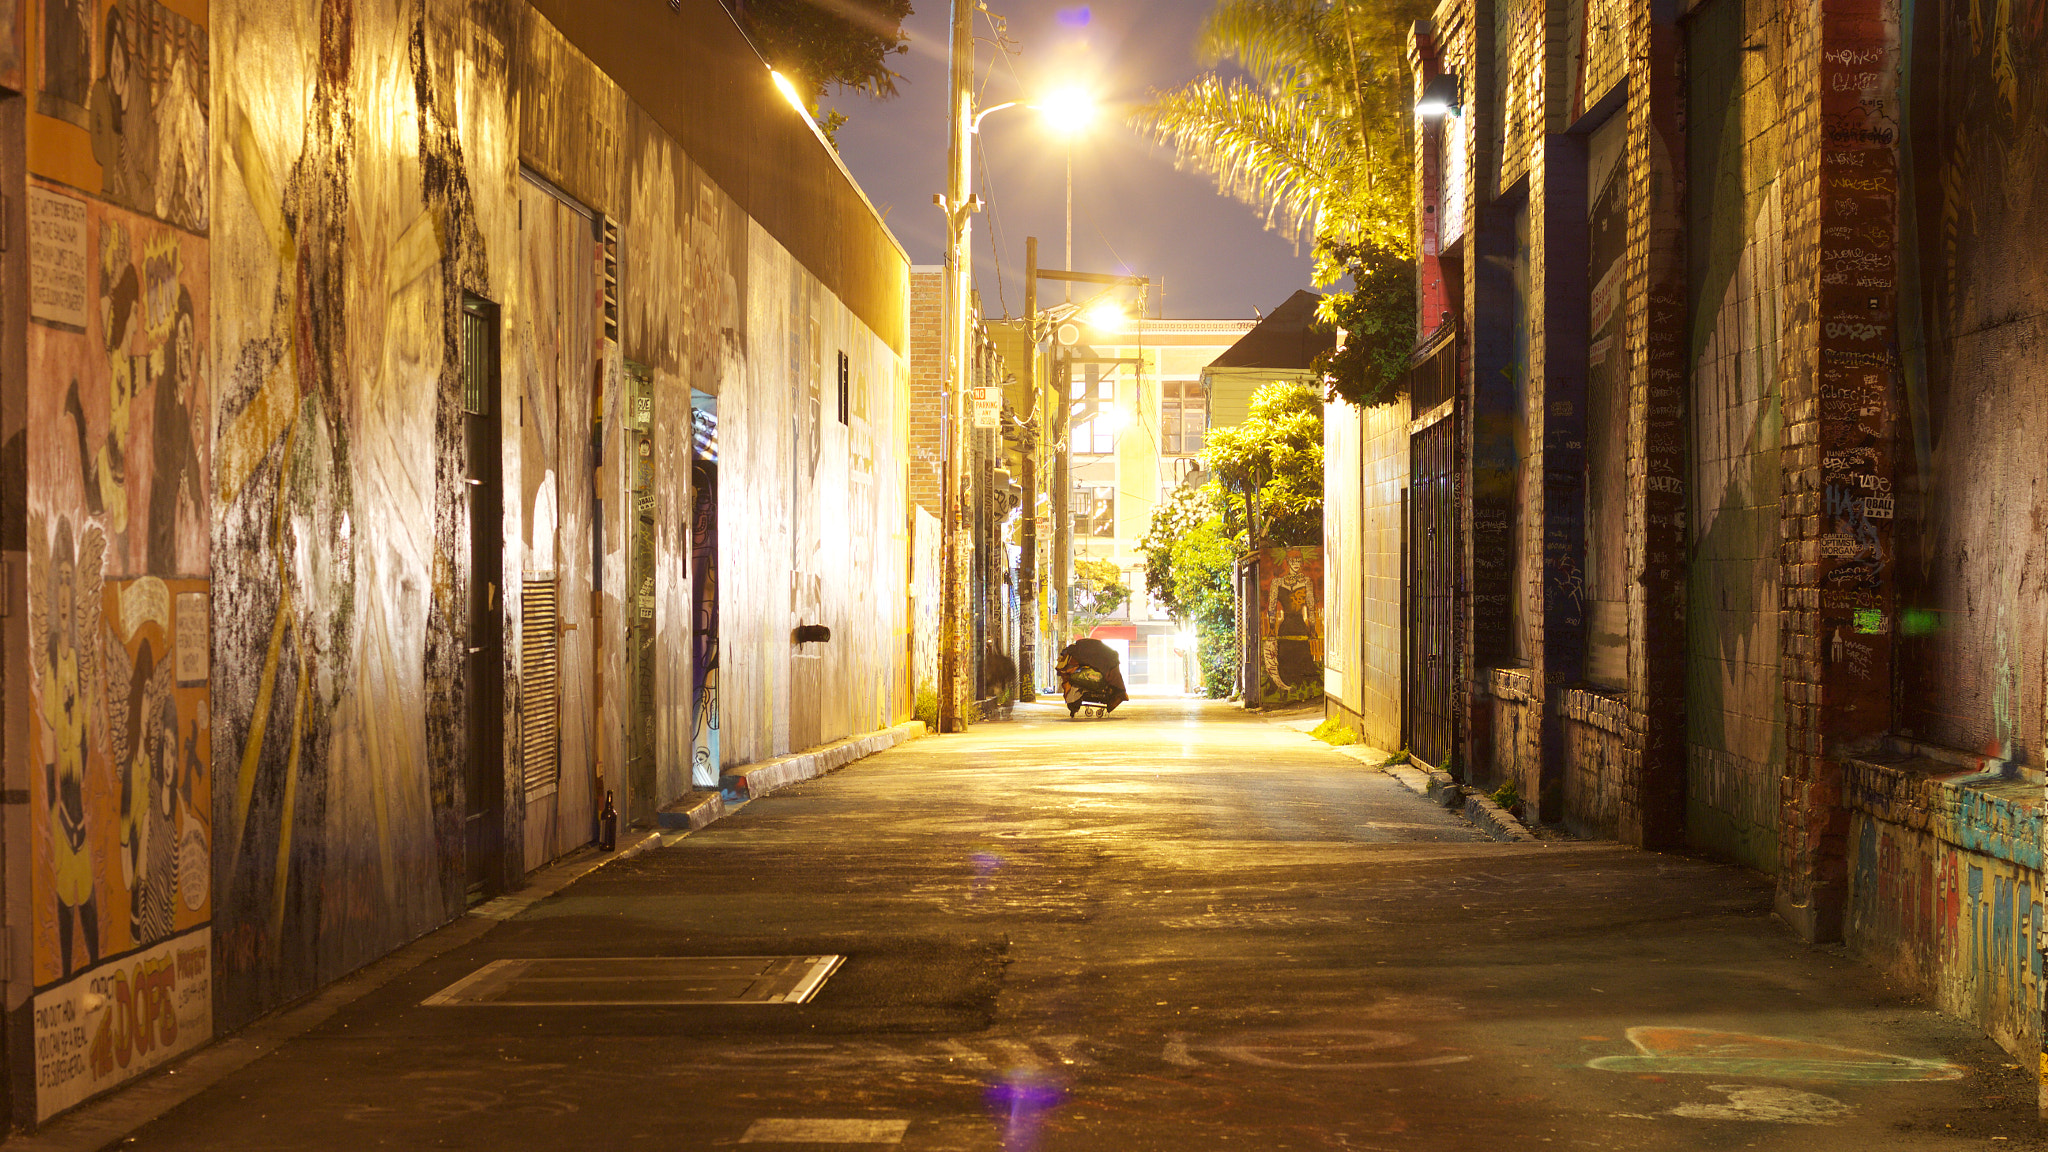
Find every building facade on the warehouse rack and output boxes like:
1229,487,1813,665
1065,316,1255,692
1332,0,2048,1067
0,0,914,1124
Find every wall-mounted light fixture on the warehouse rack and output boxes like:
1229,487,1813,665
1417,73,1462,118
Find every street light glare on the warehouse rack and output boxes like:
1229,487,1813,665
1084,300,1129,333
1038,86,1098,136
770,70,811,122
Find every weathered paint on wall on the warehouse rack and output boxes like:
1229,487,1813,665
1893,0,2048,764
1683,0,1786,874
207,0,510,1033
23,0,215,1116
1582,111,1628,690
1848,791,2042,1057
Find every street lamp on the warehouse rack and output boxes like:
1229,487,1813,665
1034,85,1098,301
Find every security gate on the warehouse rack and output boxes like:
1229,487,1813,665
1406,337,1459,773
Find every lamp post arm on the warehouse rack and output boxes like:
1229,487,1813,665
971,100,1023,133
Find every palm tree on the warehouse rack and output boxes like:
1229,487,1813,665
1133,0,1427,406
1134,0,1424,262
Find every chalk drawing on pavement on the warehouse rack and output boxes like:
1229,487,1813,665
1587,1027,1965,1082
1163,1029,1473,1070
1667,1085,1852,1124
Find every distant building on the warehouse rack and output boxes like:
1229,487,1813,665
1065,318,1257,691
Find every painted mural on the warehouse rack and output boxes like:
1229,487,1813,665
1255,546,1323,705
207,0,508,1031
37,0,208,232
1682,0,1786,874
24,183,213,1117
16,0,913,1116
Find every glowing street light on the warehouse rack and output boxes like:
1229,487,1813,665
1083,299,1130,334
1036,85,1099,136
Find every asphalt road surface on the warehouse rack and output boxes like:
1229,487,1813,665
33,698,2047,1150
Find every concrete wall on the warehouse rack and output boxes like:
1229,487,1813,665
10,0,910,1121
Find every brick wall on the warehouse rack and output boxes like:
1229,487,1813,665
909,267,946,518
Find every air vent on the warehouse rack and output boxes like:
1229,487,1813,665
520,580,561,798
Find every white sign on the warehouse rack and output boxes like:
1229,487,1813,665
29,186,89,329
34,928,213,1120
971,385,1001,429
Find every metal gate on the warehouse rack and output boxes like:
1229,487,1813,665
1408,416,1457,771
1406,334,1459,773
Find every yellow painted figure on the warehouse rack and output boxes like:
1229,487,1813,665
33,518,103,977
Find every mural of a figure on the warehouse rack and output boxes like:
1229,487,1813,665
1257,547,1323,704
146,288,202,575
39,0,90,126
89,4,154,213
31,518,103,978
64,228,145,545
108,633,179,946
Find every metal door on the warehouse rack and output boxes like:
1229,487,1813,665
625,362,656,812
1408,414,1458,771
462,296,505,901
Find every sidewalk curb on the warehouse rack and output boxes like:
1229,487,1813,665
1271,718,1542,843
720,720,927,803
1462,792,1539,843
9,718,936,1148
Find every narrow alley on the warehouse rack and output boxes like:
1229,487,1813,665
20,701,2037,1152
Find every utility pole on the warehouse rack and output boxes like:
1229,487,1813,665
1017,237,1039,701
1053,348,1071,651
939,0,973,733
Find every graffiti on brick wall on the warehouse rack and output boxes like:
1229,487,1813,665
1849,813,2041,1056
1583,113,1628,690
1563,0,1627,118
1683,0,1787,871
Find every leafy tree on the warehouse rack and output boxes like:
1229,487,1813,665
731,0,914,142
1131,0,1428,407
1315,240,1416,407
1201,380,1324,547
1169,511,1244,697
1069,557,1131,641
1140,484,1218,616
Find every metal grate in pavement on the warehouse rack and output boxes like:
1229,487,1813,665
422,955,844,1007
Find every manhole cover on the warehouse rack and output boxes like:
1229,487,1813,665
422,955,844,1006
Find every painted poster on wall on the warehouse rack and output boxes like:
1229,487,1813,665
33,0,208,232
25,185,211,1119
1256,546,1324,705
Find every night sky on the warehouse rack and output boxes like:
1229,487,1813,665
825,1,1322,321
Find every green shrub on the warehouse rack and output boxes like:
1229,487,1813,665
1309,718,1359,746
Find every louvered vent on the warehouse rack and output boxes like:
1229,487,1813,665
521,579,561,799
